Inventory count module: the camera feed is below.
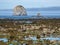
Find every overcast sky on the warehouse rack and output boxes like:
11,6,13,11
0,0,60,9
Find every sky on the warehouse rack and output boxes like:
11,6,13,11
0,0,60,9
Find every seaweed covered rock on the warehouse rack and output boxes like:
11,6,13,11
13,5,27,16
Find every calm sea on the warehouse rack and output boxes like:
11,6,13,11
0,8,60,19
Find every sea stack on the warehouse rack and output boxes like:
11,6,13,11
37,13,40,16
13,5,27,16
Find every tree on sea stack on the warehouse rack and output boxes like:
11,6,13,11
13,5,27,16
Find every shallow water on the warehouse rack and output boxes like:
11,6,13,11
0,38,8,42
0,37,60,42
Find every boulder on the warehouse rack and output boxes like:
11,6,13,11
13,5,27,16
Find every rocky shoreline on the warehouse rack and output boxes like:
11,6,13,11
0,19,60,45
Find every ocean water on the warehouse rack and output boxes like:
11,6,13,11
0,8,60,19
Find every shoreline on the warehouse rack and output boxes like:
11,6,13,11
0,18,60,45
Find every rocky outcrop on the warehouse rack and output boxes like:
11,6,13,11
13,5,27,16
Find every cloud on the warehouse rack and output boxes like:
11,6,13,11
0,0,13,3
0,0,60,9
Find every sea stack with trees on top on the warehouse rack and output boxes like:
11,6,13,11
13,5,27,16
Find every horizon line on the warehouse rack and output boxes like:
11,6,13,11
0,6,60,10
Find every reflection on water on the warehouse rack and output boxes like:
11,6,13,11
0,37,60,45
0,38,8,42
0,37,60,42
